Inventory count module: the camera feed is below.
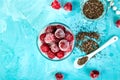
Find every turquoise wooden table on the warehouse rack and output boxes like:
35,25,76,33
0,0,120,80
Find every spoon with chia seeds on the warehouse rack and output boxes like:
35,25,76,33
74,36,118,69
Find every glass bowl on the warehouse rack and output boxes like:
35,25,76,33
81,0,107,21
37,22,75,61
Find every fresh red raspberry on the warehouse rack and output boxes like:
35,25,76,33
44,33,55,43
47,50,55,59
65,31,74,42
40,33,46,42
55,72,64,80
50,43,59,53
40,43,49,53
116,20,120,28
59,39,70,51
51,0,61,10
64,2,72,11
55,29,65,39
56,51,64,59
90,70,99,79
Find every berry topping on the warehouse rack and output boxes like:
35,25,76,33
55,72,64,80
45,25,56,33
50,43,59,53
55,38,60,43
65,31,74,42
116,20,120,28
64,2,72,11
51,0,61,10
56,51,64,59
56,25,65,31
40,33,46,42
44,33,55,43
90,70,99,79
40,43,49,52
47,50,55,59
59,39,69,51
66,44,72,52
55,28,65,39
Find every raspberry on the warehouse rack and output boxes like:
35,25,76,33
64,2,72,11
50,43,59,53
40,43,49,53
55,29,65,39
45,25,56,33
56,51,64,59
47,50,55,59
56,25,65,31
116,20,120,28
59,39,70,51
44,33,55,43
66,44,72,52
40,33,46,42
55,38,60,43
90,70,99,79
55,72,64,80
65,31,74,42
51,0,61,10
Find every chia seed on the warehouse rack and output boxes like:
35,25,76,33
77,56,88,65
83,0,104,19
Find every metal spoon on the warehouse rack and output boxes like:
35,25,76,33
74,36,119,69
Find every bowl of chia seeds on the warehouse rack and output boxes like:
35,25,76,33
81,0,107,21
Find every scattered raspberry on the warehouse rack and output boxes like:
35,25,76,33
40,43,49,53
51,0,61,10
47,50,55,59
44,33,55,43
56,51,64,59
65,31,74,42
90,70,99,79
59,39,69,51
56,25,65,31
45,25,56,33
55,29,65,39
40,33,46,42
116,20,120,28
55,72,64,80
64,2,72,11
50,43,59,53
